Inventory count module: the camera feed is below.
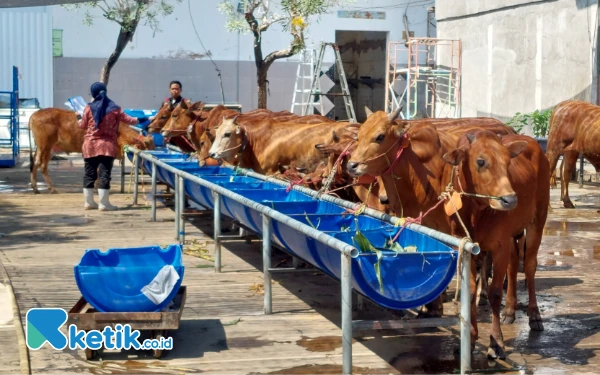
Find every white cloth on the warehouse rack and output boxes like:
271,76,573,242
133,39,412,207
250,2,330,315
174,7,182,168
141,265,180,305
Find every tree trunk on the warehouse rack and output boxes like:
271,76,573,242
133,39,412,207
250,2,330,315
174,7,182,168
257,65,268,109
100,24,137,85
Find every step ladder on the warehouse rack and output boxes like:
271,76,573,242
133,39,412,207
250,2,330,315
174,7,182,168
290,48,324,116
306,42,356,122
0,66,20,168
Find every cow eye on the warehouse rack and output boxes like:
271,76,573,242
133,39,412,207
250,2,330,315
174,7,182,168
375,134,385,142
224,132,231,137
200,142,205,147
476,158,486,168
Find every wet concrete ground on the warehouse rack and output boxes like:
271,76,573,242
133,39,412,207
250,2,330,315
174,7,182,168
2,152,600,374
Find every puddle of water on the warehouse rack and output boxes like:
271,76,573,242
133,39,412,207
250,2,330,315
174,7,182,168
251,364,394,375
544,221,600,233
296,335,346,352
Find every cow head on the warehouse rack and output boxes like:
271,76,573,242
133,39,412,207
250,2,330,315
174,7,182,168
148,102,174,134
208,115,244,162
161,100,205,138
442,130,528,211
197,131,214,167
346,108,407,177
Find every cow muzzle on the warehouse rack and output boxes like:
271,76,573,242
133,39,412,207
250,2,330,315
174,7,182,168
495,194,518,210
346,161,364,177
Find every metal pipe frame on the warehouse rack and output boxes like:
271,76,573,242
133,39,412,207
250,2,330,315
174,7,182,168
133,152,139,205
213,192,222,273
126,146,472,375
151,163,158,221
120,157,125,194
174,175,180,241
178,175,185,244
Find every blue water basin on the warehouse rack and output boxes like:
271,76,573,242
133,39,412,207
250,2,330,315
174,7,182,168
74,244,185,313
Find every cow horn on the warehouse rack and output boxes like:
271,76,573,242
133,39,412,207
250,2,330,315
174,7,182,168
497,133,503,140
364,106,373,117
388,107,401,122
466,133,476,143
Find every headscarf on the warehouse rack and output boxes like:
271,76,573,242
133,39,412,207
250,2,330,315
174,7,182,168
88,82,120,129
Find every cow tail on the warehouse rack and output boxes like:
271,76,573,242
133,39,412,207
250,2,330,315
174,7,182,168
28,117,35,173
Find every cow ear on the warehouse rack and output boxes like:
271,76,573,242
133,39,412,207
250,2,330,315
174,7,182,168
466,133,476,144
443,149,465,166
232,115,239,125
393,122,408,138
180,100,189,109
191,101,205,111
364,106,373,118
332,130,340,143
506,141,528,158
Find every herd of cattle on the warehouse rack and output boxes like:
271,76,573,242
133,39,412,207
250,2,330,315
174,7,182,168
26,98,600,360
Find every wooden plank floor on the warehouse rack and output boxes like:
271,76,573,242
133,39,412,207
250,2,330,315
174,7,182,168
2,153,600,374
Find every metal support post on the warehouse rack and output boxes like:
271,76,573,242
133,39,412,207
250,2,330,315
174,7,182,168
151,163,157,222
133,153,139,205
263,214,272,315
460,248,472,375
120,157,125,194
292,257,300,268
174,176,180,241
178,175,185,244
579,153,584,188
341,252,353,375
214,192,222,273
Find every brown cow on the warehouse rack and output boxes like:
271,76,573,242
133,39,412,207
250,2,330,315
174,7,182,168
545,100,600,208
442,130,549,359
346,109,542,359
29,108,155,194
208,117,350,175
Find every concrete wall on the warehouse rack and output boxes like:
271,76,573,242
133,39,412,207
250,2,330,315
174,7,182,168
48,0,434,112
53,58,298,113
436,0,598,133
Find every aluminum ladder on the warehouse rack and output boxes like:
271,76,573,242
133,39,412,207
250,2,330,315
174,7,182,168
306,42,356,122
290,48,324,115
0,66,19,168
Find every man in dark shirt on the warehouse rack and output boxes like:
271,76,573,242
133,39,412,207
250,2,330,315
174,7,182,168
149,81,190,121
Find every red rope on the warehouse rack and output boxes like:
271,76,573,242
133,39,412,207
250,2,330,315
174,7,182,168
390,196,448,243
286,179,304,193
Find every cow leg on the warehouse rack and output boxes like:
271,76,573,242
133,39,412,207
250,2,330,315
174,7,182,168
476,252,491,306
33,146,57,194
524,223,544,331
469,254,479,352
502,238,520,325
487,247,509,360
561,150,579,208
30,149,40,194
419,296,443,318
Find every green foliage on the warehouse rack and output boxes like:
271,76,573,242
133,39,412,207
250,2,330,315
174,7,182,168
62,0,181,35
506,108,553,138
217,0,354,49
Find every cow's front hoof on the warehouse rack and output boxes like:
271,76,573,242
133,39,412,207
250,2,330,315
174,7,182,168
50,189,58,194
528,308,544,331
563,199,575,208
487,336,506,360
32,189,40,194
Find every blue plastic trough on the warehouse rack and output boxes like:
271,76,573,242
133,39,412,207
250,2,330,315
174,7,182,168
127,148,458,310
74,244,185,313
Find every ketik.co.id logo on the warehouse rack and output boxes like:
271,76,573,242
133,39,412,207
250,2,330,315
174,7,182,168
26,308,173,351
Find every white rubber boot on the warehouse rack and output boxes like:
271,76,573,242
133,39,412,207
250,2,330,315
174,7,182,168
83,188,98,210
98,189,118,211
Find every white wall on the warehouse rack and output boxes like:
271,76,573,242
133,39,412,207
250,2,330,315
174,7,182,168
50,0,434,63
436,0,597,131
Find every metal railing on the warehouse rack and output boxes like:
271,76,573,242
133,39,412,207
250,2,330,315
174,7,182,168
125,146,477,375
